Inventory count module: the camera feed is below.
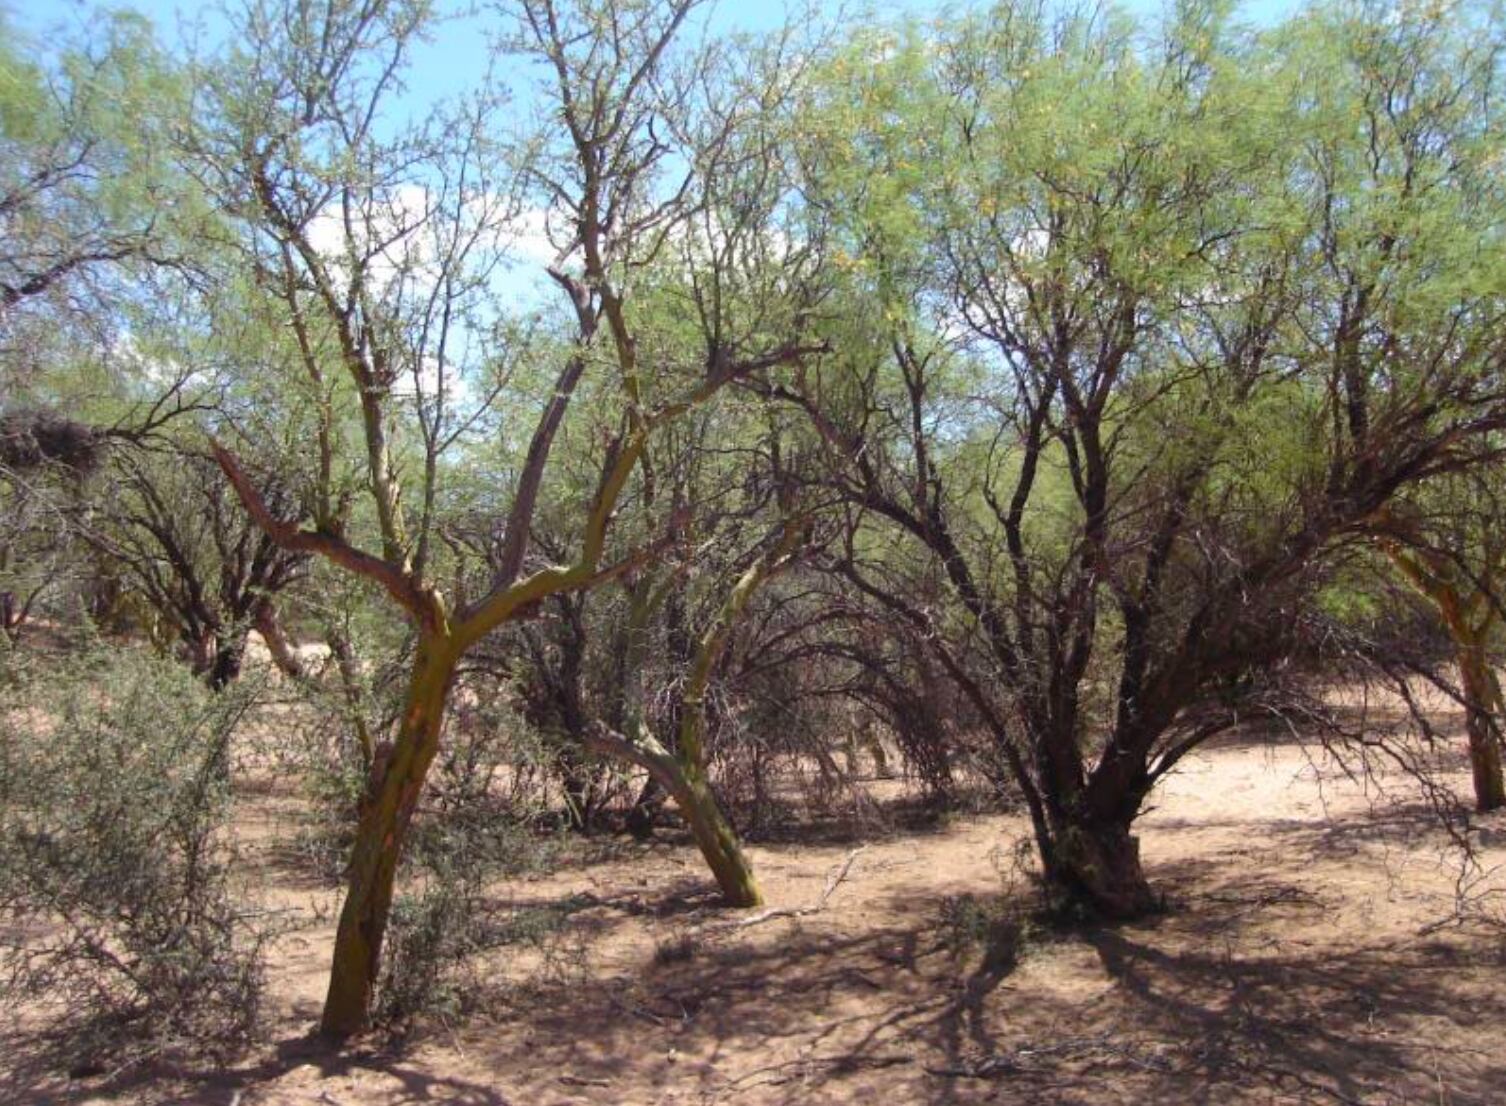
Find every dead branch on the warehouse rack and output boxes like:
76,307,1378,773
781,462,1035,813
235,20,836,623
925,1033,1175,1079
727,845,868,929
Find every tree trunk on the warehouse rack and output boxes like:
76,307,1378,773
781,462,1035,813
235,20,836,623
327,627,375,769
1459,642,1506,813
626,777,668,837
1381,546,1506,815
254,599,306,681
587,723,762,906
185,630,216,677
320,633,456,1039
208,631,245,690
625,777,665,839
557,744,599,832
1045,815,1159,920
675,772,762,907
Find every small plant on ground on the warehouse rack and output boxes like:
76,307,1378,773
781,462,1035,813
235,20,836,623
0,646,268,1067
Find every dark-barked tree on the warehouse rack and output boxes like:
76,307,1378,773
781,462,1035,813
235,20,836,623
776,0,1506,918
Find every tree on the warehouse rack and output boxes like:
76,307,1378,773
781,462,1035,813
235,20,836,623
0,10,219,641
778,0,1506,917
195,0,824,1036
585,482,811,907
1377,472,1506,812
90,444,308,688
0,9,194,383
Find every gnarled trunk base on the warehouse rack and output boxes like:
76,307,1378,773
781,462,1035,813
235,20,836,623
678,780,762,907
1459,648,1506,813
586,722,762,906
1045,819,1159,921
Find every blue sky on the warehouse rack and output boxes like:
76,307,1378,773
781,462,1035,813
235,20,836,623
10,0,1308,306
19,0,1308,127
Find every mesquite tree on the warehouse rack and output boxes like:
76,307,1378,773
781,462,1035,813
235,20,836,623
0,13,216,637
1377,475,1506,813
89,444,308,688
195,0,823,1036
782,1,1506,917
0,10,190,341
586,490,810,907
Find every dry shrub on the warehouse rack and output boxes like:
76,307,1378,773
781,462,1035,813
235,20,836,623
373,721,580,1031
0,646,267,1067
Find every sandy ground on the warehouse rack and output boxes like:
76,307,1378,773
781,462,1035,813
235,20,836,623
5,726,1505,1106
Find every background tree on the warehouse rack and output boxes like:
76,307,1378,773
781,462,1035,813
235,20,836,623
1376,470,1506,812
776,0,1506,917
90,443,308,687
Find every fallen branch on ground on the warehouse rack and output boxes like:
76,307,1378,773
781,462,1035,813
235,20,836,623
717,1053,915,1098
925,1034,1175,1079
559,1074,612,1088
725,846,869,930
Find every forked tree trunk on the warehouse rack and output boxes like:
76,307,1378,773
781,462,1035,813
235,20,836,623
1458,640,1506,813
320,632,457,1038
586,722,763,907
1044,815,1159,920
254,599,306,681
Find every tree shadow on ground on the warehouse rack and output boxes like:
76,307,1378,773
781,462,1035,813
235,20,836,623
14,797,1505,1106
19,864,1502,1106
414,868,1502,1104
1084,919,1502,1105
0,1027,521,1106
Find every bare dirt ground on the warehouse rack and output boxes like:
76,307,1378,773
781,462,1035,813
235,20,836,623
5,721,1505,1106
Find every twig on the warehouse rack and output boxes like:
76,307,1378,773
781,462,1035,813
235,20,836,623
729,846,868,929
559,1074,612,1088
925,1035,1175,1079
607,987,668,1026
716,1053,914,1099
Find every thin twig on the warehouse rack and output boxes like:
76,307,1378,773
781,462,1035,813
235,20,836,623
728,846,868,929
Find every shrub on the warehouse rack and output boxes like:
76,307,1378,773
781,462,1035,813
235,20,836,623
0,646,266,1065
373,822,587,1031
374,846,488,1030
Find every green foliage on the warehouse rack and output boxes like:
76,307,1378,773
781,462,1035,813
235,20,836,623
4,0,1506,1040
374,824,587,1031
0,7,203,395
374,839,490,1030
0,645,266,1064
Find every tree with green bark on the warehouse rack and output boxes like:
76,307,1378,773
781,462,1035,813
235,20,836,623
1375,472,1506,813
583,455,813,906
195,0,826,1036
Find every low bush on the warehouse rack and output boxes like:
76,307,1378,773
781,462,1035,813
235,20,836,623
0,646,267,1066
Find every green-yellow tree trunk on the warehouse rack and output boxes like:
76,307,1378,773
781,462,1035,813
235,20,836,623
676,768,762,906
320,632,458,1038
1385,542,1506,815
585,720,762,907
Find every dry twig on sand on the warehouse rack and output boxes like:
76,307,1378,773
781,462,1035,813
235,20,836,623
925,1034,1175,1079
724,846,868,930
